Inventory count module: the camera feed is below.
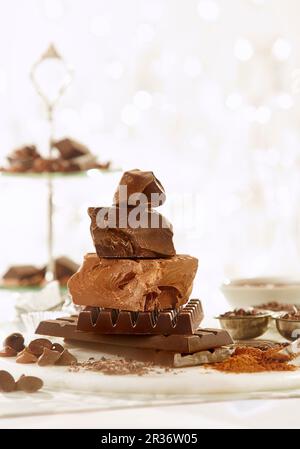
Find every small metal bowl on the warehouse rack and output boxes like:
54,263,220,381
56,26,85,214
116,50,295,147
276,316,300,341
216,314,271,340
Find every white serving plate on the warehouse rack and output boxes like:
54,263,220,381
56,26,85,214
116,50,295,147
1,340,300,397
221,277,300,309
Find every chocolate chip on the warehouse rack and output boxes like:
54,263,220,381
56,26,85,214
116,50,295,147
0,346,18,357
16,375,43,393
55,349,77,366
28,338,52,357
51,343,65,353
3,333,25,353
0,370,16,392
16,348,38,364
38,348,60,366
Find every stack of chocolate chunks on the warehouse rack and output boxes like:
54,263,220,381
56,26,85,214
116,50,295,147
36,170,232,367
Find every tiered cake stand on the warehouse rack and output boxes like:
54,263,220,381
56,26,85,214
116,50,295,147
0,44,121,291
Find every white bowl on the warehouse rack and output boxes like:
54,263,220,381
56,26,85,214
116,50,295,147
221,277,300,309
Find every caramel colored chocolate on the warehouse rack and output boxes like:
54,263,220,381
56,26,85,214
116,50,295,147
36,315,233,354
113,169,166,207
68,253,198,311
53,138,89,160
88,207,175,258
77,299,203,335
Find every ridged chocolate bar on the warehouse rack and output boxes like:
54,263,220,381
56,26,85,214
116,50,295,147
36,316,233,354
77,299,203,335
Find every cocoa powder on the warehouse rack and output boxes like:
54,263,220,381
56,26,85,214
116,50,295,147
209,346,296,373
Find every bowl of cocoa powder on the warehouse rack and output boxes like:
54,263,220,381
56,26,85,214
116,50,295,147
276,312,300,341
216,308,271,340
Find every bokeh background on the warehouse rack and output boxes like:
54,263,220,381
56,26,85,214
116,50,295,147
0,0,300,313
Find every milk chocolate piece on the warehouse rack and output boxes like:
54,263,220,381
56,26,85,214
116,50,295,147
51,343,65,353
2,265,46,287
55,257,79,285
16,349,38,364
7,145,40,171
77,299,203,335
28,338,53,357
0,346,18,357
38,348,60,366
55,349,77,366
53,138,90,160
36,316,233,354
0,371,16,392
17,375,43,393
113,169,166,207
68,253,198,311
88,207,175,258
4,333,25,352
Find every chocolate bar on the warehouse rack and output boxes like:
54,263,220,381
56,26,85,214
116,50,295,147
36,316,233,353
88,207,175,258
113,169,166,207
68,253,198,311
77,299,203,335
68,340,233,368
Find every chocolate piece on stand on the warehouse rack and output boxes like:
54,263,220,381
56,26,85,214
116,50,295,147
52,138,90,160
68,253,198,311
7,145,40,171
55,257,79,284
88,207,175,258
2,265,46,287
77,299,203,335
113,169,166,207
1,257,79,287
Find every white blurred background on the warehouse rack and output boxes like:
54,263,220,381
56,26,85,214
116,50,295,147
0,0,300,314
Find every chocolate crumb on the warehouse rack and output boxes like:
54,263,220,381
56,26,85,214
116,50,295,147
70,358,155,376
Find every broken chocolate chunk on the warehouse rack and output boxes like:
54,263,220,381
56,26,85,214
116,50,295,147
88,207,175,258
68,253,198,311
55,257,79,285
2,265,46,287
113,169,166,207
7,145,40,171
53,138,90,160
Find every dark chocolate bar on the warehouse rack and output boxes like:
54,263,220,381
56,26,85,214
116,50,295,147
77,299,203,335
36,316,233,353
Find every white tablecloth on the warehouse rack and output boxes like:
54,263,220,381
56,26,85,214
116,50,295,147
1,397,300,429
0,290,299,429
